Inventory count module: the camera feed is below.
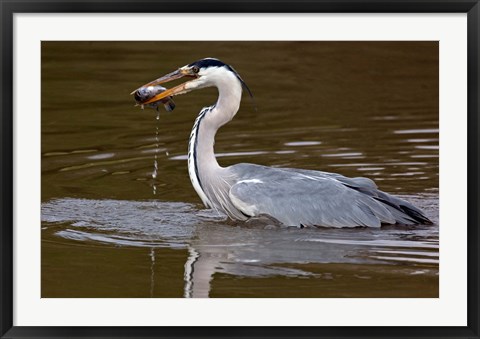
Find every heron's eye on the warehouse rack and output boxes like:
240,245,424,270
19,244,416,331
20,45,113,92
192,66,200,74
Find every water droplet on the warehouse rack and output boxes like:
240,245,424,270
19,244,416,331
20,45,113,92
152,158,158,179
152,114,161,195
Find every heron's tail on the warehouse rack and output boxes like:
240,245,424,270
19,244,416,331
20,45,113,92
373,194,433,225
396,204,433,225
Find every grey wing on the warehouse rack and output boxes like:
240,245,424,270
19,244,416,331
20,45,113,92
228,165,430,228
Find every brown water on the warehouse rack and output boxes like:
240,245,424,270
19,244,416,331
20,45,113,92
41,42,439,298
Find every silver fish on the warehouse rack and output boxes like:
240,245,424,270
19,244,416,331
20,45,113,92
133,85,175,112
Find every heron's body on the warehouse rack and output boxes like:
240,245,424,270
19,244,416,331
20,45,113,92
135,58,432,228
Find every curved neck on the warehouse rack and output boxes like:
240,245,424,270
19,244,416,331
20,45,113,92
187,77,242,207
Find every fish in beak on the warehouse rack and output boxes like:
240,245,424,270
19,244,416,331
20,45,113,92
133,85,176,111
131,66,199,107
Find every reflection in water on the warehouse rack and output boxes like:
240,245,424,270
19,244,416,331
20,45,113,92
42,197,438,298
150,248,155,297
183,247,200,298
394,129,439,134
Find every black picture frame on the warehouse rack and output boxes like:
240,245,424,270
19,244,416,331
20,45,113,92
1,1,479,338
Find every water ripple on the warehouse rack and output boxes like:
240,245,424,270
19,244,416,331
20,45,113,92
42,196,439,279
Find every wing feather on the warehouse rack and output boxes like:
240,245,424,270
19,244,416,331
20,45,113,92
227,163,430,228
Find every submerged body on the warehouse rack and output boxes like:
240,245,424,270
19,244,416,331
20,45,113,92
135,58,432,228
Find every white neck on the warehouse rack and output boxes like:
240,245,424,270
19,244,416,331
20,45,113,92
187,72,243,209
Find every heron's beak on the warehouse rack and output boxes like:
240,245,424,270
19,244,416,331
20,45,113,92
131,67,196,105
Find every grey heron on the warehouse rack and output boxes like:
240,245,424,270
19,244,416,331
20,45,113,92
135,58,432,228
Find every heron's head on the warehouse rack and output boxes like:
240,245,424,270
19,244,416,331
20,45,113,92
132,58,253,105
